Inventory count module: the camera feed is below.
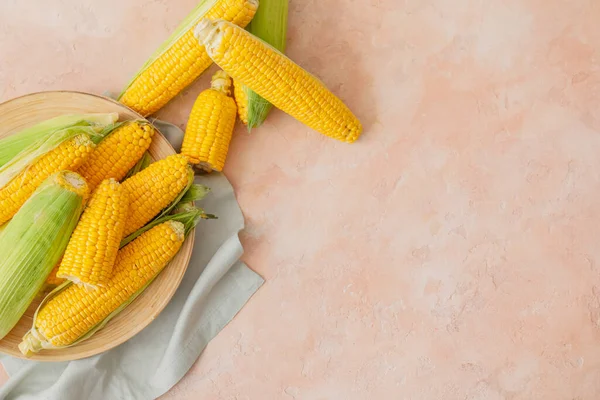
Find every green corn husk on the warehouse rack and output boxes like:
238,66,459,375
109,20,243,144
0,171,88,340
178,183,211,205
242,0,289,129
20,212,203,355
118,0,220,100
123,151,153,180
0,113,118,167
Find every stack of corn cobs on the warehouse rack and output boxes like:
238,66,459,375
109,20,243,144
120,0,362,172
0,0,361,357
0,114,212,356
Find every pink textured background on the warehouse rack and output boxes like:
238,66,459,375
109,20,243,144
2,0,600,398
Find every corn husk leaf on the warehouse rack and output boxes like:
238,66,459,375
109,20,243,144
0,113,118,167
0,172,86,340
179,183,211,204
118,0,219,99
244,0,289,129
123,151,153,180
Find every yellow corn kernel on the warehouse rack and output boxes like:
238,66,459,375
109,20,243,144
119,0,259,117
25,221,185,349
0,134,94,225
181,71,237,171
233,79,249,125
122,154,190,236
57,179,129,288
195,20,362,143
78,122,155,191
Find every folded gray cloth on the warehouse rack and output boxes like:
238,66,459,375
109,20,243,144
0,121,263,400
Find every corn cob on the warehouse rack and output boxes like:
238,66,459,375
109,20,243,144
233,80,249,125
181,71,237,171
57,179,129,288
0,171,88,340
195,20,362,143
0,134,94,225
78,122,155,191
236,0,288,129
0,113,117,167
122,154,191,236
119,0,259,117
20,221,185,353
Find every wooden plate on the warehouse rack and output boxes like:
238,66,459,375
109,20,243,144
0,91,194,361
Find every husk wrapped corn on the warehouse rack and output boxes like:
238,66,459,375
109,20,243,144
0,171,89,340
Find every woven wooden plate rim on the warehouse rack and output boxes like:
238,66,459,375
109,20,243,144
0,91,194,361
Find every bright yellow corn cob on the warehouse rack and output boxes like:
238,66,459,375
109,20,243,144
233,80,249,125
57,179,129,288
0,134,94,225
181,71,237,171
0,171,88,340
195,20,362,143
20,221,185,351
122,154,190,236
119,0,259,117
78,122,155,191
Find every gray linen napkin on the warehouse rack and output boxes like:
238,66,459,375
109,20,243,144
0,121,263,400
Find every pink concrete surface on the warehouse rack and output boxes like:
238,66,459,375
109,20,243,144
2,0,600,398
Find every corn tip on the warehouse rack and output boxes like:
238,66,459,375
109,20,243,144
19,331,42,356
167,220,185,241
211,70,232,94
55,171,90,199
194,18,219,47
